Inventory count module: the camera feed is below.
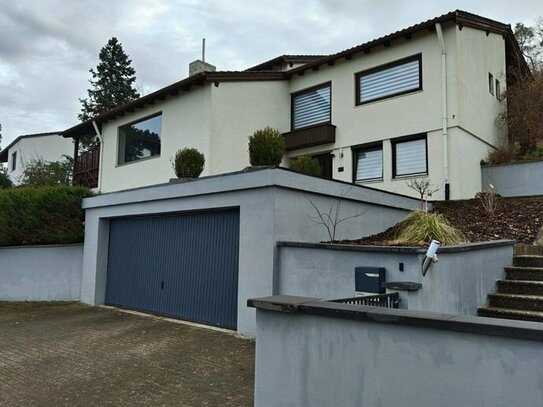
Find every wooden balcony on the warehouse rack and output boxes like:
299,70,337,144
282,123,336,151
73,148,100,188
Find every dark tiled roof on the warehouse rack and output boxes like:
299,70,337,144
0,131,62,162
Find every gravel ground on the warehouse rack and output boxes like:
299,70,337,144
0,302,254,407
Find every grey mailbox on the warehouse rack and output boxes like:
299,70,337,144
355,267,386,294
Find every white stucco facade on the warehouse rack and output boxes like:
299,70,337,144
72,14,512,199
0,133,73,184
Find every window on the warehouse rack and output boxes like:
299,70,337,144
356,54,422,105
11,151,16,171
292,83,331,130
488,73,494,95
495,79,501,100
354,145,383,182
392,136,427,178
118,113,162,165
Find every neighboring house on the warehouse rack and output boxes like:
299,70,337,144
62,10,527,199
0,132,73,184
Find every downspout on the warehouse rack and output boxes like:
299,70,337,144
92,120,104,192
435,23,450,200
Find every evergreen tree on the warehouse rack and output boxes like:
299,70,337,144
78,37,140,150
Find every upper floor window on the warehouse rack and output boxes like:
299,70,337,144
118,113,162,165
495,79,501,100
354,144,383,182
292,83,331,130
11,151,16,171
392,135,427,178
356,54,422,105
488,73,494,95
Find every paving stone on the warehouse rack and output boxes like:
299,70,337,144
0,302,254,407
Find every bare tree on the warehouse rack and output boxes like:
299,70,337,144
478,182,500,217
308,189,367,242
406,177,442,212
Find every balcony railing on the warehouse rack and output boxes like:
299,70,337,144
73,148,100,188
282,123,336,151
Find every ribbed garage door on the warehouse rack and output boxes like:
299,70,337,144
105,209,240,329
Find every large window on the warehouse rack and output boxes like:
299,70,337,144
354,144,383,182
292,83,331,130
118,113,162,165
392,135,427,178
356,54,422,105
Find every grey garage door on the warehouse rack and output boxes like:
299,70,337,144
105,209,240,329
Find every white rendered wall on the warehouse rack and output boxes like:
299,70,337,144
6,134,73,184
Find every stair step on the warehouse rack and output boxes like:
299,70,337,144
496,280,543,295
488,293,543,311
478,306,543,322
505,266,543,281
513,255,543,268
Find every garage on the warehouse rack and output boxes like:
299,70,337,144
105,209,240,329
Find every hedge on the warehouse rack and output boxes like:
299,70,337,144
0,185,93,247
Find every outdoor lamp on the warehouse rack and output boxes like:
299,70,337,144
422,240,440,276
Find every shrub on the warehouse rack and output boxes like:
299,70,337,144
173,148,205,178
392,211,466,246
248,126,285,166
0,167,12,189
20,156,73,187
486,144,516,165
0,185,93,246
289,155,322,176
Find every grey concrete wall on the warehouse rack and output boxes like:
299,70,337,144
0,244,83,301
482,161,543,197
277,241,513,315
254,308,543,407
80,168,417,336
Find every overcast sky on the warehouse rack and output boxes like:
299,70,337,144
0,0,541,148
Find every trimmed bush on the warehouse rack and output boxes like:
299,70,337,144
248,126,285,166
289,155,322,176
173,148,205,178
392,210,466,246
0,185,93,247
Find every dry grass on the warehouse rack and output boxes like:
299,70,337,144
391,211,467,246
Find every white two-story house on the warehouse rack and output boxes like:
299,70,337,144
62,10,527,199
0,131,73,184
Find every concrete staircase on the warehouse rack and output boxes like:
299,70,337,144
478,255,543,322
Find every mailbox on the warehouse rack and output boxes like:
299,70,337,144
355,267,386,294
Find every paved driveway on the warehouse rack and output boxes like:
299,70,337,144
0,302,255,406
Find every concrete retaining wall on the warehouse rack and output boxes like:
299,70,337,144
277,240,514,315
482,160,543,197
251,296,543,407
0,244,83,301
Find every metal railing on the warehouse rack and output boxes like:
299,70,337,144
330,292,400,309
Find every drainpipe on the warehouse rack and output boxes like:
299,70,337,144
435,23,450,200
92,120,104,192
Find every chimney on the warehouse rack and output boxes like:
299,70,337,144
189,38,216,76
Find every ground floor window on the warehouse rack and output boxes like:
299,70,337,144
354,144,383,182
118,113,162,165
392,135,427,178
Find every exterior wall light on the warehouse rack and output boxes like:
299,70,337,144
422,240,440,276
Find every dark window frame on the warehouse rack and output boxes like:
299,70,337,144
117,112,162,166
488,73,494,95
391,133,428,178
11,151,16,171
291,81,332,131
352,141,384,183
355,53,423,106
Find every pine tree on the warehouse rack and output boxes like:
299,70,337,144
78,37,140,150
